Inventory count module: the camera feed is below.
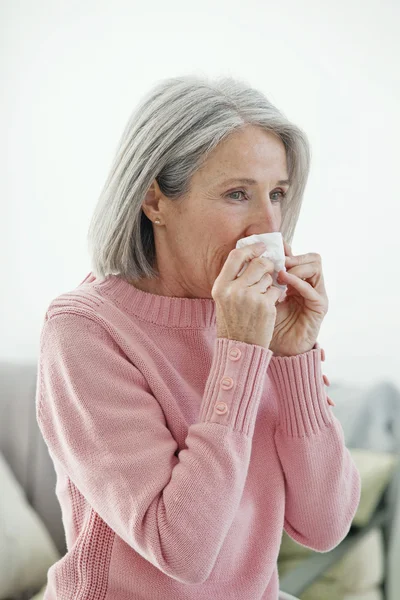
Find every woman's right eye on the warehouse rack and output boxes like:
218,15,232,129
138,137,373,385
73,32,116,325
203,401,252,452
227,190,247,201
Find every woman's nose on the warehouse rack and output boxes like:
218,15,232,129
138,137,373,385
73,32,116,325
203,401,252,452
255,208,281,233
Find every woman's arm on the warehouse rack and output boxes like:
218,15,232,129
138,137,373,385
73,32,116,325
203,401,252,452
268,344,361,552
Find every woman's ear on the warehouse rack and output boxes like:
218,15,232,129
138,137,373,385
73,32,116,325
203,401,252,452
141,179,163,222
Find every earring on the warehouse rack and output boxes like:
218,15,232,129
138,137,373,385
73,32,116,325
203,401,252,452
154,218,161,225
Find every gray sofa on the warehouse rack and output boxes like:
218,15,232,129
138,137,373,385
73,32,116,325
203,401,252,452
0,361,66,559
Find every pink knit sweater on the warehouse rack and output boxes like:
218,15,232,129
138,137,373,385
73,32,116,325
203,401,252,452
36,272,361,600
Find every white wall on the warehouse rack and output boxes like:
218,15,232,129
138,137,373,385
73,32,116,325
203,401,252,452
2,0,399,388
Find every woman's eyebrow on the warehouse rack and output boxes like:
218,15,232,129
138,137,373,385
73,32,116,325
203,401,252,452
218,177,291,186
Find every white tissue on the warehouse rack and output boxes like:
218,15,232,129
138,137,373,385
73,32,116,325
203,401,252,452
235,232,287,299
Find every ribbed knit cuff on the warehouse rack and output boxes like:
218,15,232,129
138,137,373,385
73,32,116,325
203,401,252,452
199,338,273,437
268,343,333,437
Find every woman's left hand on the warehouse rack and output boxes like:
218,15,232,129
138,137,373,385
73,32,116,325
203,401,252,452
269,241,329,357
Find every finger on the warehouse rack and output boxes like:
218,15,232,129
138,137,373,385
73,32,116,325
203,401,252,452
277,270,320,300
284,263,318,280
287,252,322,265
218,242,267,284
285,252,320,267
265,284,284,305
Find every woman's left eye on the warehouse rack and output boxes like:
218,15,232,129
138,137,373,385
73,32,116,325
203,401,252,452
271,190,287,202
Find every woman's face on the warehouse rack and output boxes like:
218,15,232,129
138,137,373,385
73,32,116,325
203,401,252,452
145,125,290,299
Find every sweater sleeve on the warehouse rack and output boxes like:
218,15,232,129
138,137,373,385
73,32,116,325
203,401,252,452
36,311,272,585
268,345,362,553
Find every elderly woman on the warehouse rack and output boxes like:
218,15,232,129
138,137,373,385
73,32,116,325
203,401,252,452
36,75,361,600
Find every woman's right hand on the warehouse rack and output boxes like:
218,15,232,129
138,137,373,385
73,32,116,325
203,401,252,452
212,241,283,350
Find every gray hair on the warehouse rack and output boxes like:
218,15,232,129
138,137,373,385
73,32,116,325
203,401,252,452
87,74,311,282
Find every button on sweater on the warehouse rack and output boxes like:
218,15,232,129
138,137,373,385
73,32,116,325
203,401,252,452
35,272,361,600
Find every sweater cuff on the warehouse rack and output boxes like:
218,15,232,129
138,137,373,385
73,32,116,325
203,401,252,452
268,342,334,437
199,338,273,437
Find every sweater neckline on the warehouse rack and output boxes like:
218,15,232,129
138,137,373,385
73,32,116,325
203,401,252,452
91,273,217,329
